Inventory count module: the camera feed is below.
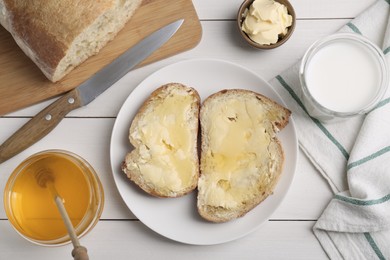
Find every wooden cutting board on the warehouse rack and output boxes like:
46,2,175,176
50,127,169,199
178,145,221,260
0,0,202,115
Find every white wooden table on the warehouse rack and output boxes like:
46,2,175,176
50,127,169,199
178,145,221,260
0,1,377,259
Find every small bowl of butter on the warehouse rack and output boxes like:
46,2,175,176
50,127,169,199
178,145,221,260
237,0,296,49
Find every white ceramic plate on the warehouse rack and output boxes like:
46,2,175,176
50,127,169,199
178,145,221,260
110,59,298,245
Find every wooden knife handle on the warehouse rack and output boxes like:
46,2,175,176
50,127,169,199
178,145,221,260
0,89,82,163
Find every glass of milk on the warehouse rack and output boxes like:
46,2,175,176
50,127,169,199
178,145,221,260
299,33,388,122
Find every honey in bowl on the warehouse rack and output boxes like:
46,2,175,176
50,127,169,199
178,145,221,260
4,150,104,246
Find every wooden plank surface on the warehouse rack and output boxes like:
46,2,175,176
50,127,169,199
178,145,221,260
0,0,378,259
0,220,328,260
193,0,377,20
0,0,202,115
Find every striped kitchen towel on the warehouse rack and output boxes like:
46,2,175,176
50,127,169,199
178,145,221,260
269,1,390,259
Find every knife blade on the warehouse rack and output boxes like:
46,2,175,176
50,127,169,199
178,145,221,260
0,19,184,164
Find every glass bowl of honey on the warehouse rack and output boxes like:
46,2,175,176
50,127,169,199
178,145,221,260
3,150,104,246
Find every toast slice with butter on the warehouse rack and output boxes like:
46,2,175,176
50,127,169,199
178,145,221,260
122,83,200,198
197,89,291,222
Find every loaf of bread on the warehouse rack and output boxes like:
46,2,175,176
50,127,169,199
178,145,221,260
197,89,291,222
122,83,200,198
0,0,143,82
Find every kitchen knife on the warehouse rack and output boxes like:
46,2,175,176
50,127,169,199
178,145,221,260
0,19,184,164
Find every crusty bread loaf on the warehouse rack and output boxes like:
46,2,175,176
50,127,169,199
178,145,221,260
0,0,142,82
122,83,200,198
197,89,291,222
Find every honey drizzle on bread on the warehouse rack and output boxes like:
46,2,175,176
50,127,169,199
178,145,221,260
197,89,291,222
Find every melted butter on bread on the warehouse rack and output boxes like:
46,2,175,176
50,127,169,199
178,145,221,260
130,93,194,191
199,98,276,208
122,83,200,198
197,89,291,222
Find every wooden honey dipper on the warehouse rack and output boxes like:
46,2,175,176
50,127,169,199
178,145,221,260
35,169,89,260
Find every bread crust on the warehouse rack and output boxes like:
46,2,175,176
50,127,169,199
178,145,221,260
197,89,291,222
0,0,142,82
122,83,200,198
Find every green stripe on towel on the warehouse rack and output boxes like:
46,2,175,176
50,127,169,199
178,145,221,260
369,97,390,113
384,46,390,55
275,75,349,160
347,22,362,34
334,193,390,206
364,233,386,260
347,146,390,170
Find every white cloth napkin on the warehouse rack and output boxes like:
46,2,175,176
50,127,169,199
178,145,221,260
269,1,390,259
